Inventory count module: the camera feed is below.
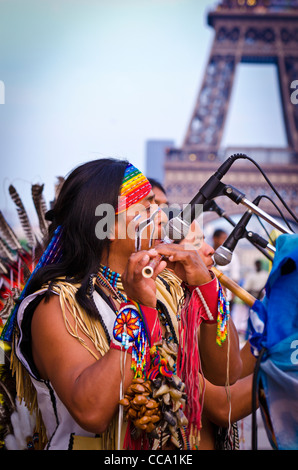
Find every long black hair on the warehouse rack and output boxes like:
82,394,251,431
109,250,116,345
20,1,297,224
26,158,128,319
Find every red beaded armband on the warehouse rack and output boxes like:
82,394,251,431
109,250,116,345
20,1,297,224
184,274,219,324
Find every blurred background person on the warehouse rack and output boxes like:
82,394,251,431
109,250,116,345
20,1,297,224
148,178,168,207
243,259,268,301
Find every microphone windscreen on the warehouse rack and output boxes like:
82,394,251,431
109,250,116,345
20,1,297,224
214,246,233,266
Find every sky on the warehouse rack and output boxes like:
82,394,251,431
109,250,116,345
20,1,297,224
0,0,288,229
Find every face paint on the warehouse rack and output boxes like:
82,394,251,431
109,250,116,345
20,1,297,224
134,207,161,252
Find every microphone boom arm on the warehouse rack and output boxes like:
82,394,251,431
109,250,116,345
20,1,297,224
223,185,294,235
241,197,294,235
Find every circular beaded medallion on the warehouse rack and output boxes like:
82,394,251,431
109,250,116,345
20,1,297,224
113,306,141,345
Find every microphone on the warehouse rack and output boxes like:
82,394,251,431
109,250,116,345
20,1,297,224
165,155,239,241
214,191,277,266
214,210,253,266
213,200,274,266
208,200,275,262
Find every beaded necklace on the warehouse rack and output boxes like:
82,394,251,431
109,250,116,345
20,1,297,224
96,264,127,304
97,265,187,450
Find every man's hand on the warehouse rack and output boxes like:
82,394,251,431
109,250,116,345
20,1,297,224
121,250,167,307
154,242,212,286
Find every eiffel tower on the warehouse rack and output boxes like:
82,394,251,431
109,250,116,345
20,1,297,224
164,0,298,221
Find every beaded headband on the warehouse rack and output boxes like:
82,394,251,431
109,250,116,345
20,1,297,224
116,163,152,215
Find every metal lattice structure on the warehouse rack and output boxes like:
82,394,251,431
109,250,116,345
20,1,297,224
164,0,298,218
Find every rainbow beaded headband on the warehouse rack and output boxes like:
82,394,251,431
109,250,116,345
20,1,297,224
116,163,152,215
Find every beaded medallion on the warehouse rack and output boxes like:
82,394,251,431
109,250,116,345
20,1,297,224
113,304,141,350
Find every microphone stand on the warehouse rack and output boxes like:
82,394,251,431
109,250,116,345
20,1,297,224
241,198,293,235
204,181,294,235
222,185,294,235
166,155,294,245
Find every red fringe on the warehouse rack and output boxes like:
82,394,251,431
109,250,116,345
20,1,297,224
123,421,150,450
177,289,206,447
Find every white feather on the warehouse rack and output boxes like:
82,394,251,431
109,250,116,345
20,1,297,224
4,399,36,450
4,434,19,450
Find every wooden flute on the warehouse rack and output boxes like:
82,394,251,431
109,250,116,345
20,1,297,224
211,266,256,307
142,254,165,278
142,258,256,308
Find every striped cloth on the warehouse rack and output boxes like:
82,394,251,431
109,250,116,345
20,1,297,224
116,163,151,214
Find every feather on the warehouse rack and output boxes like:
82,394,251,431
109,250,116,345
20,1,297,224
0,237,15,263
0,289,18,322
4,400,36,450
8,185,35,248
0,212,22,251
0,379,16,411
31,183,49,240
3,434,19,450
0,260,7,273
0,359,17,448
55,176,64,200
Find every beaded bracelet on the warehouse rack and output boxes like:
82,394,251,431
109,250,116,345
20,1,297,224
216,285,230,346
184,276,230,346
195,284,230,346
